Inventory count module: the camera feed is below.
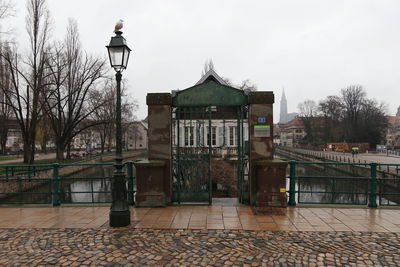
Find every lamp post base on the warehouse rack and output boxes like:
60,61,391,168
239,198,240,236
109,210,131,227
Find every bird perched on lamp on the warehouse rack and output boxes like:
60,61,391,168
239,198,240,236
114,19,123,33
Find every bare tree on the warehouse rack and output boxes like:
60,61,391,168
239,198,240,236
89,78,137,154
42,19,106,160
0,43,12,154
298,100,319,144
0,0,13,20
237,79,257,91
358,99,388,147
0,0,50,163
89,79,114,153
298,100,317,118
201,59,215,77
308,85,388,147
0,0,14,36
0,1,14,154
319,95,343,142
340,85,366,142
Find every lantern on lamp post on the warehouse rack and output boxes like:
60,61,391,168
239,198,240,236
106,24,131,227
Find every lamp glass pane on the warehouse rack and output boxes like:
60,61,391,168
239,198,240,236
123,47,130,68
108,47,124,68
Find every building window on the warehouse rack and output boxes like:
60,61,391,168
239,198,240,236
229,126,237,146
207,126,217,146
197,125,204,147
184,126,194,146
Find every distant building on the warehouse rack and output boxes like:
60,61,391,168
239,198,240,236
273,124,281,145
124,121,148,150
4,118,23,152
279,90,297,123
72,129,100,150
386,116,400,148
278,117,306,147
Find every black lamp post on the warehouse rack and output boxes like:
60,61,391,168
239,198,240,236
106,29,131,227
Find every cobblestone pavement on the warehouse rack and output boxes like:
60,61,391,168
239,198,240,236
0,228,399,266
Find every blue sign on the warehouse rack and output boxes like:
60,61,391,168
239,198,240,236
258,117,266,123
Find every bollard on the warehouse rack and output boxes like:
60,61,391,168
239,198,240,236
126,161,135,205
288,161,297,206
52,163,61,206
368,163,378,208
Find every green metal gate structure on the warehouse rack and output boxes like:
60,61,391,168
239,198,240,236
171,74,249,204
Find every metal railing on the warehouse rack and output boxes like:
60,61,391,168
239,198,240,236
0,162,136,206
1,159,399,207
287,161,400,207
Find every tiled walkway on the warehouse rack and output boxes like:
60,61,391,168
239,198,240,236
0,205,399,232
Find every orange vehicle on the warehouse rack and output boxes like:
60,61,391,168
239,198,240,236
326,142,369,152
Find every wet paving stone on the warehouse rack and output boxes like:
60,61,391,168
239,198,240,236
0,229,399,266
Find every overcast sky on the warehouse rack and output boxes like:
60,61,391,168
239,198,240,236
8,0,400,121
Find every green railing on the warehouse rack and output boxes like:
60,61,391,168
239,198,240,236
287,161,400,207
0,162,136,206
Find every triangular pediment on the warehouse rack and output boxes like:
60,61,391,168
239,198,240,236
173,79,247,107
195,69,228,86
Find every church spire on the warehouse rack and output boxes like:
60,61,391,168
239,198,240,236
279,88,288,123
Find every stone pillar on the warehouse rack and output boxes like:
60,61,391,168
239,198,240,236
135,160,166,207
248,92,287,207
143,93,172,204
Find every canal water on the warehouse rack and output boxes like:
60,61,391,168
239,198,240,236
287,163,370,205
278,155,400,206
0,165,121,204
60,166,114,203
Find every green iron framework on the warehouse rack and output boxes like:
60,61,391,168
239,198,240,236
0,160,399,207
287,161,400,207
171,105,249,204
0,162,135,206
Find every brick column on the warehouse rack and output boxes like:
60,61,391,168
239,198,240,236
144,93,172,204
248,92,287,207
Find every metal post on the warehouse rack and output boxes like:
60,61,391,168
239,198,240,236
208,106,212,205
368,162,378,208
109,71,130,227
288,161,296,206
240,106,244,203
177,108,181,204
237,106,241,203
127,161,134,205
52,163,60,206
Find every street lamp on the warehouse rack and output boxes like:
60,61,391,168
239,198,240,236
106,27,131,227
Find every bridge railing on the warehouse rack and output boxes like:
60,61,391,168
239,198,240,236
0,162,136,206
287,161,400,207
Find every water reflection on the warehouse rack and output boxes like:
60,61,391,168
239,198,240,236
0,165,118,204
284,160,399,205
295,165,369,204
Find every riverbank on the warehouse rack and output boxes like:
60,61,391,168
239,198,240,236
0,149,147,165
